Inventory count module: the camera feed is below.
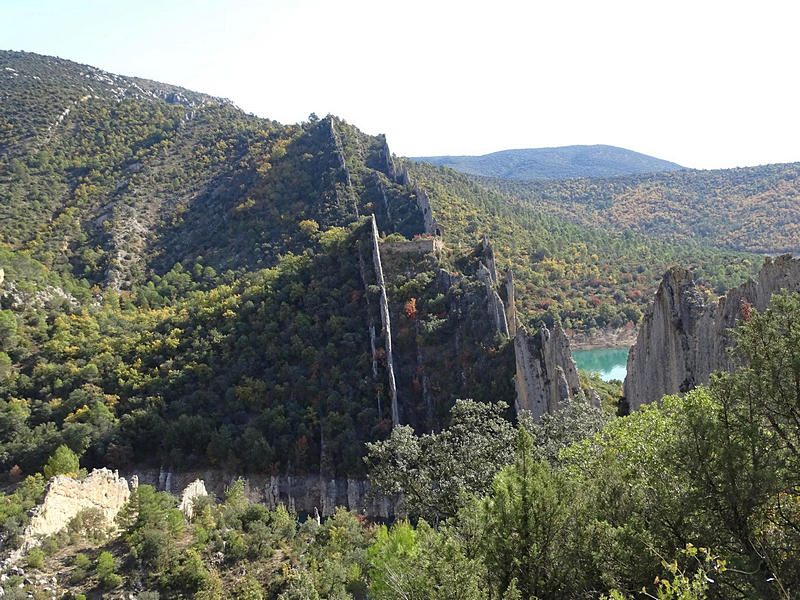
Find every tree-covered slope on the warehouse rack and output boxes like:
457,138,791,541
482,162,800,254
0,51,421,289
407,161,758,333
410,145,684,180
0,50,763,484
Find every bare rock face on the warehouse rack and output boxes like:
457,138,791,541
127,469,396,519
370,215,399,426
514,321,585,421
178,479,208,519
19,468,130,552
477,263,509,336
624,255,800,409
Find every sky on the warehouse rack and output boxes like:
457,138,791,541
2,0,799,169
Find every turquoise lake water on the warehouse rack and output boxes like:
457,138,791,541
572,347,629,382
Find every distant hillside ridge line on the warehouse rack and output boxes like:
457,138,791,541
479,161,800,255
410,144,685,180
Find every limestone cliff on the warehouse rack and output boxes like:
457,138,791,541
18,469,129,553
178,479,208,519
468,259,586,421
128,469,397,520
11,468,396,559
370,215,400,426
624,254,800,409
514,321,586,421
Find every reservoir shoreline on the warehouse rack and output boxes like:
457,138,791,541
573,347,629,382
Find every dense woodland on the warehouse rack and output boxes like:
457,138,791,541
3,297,800,599
2,51,800,599
480,163,800,254
407,162,757,331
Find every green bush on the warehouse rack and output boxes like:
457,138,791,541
43,445,80,479
96,551,121,589
73,552,91,569
41,535,59,556
26,548,44,569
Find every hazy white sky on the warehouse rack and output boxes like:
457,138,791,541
2,0,799,169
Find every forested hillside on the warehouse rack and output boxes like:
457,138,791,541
408,162,757,333
411,144,684,179
0,52,517,481
2,49,800,600
483,162,800,254
6,300,800,599
0,51,765,484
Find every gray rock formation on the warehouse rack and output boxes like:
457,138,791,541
474,237,509,335
477,263,509,336
503,269,517,337
370,215,399,426
481,236,499,283
624,255,800,409
413,185,444,237
128,469,396,519
514,321,585,421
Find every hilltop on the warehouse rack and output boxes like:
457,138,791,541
410,144,684,180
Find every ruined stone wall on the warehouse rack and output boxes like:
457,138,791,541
380,238,443,255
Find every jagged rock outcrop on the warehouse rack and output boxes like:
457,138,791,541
503,269,517,337
413,185,444,237
18,469,130,553
325,116,357,217
624,255,800,409
375,135,407,185
370,215,399,426
475,237,509,335
477,263,509,336
481,236,498,283
514,321,585,421
178,479,208,519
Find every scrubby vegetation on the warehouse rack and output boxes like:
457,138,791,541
4,295,800,598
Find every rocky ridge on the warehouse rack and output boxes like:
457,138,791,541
473,240,590,421
624,254,800,409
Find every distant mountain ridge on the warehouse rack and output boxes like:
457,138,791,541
410,145,684,180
